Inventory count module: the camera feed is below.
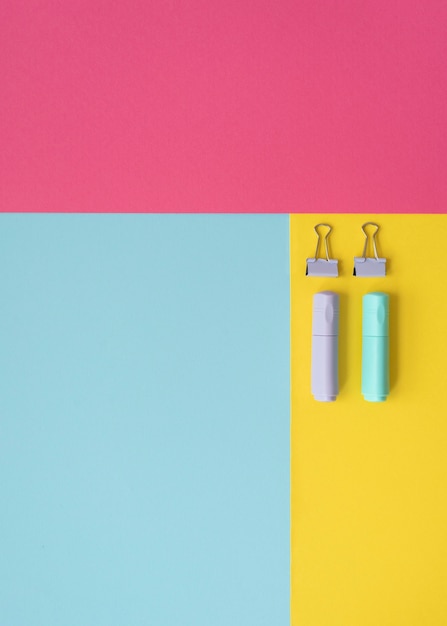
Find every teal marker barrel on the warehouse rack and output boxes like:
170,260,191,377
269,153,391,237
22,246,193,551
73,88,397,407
362,292,389,402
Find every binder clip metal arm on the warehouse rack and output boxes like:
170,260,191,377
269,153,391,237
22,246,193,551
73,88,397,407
353,222,387,277
306,223,339,277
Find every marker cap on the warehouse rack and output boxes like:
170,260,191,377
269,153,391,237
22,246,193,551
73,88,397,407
312,291,339,336
362,292,389,337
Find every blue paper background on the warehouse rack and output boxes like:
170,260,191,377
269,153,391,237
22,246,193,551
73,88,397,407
0,215,289,625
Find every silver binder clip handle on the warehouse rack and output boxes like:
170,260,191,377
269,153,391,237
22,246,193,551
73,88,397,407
353,222,387,277
306,223,339,277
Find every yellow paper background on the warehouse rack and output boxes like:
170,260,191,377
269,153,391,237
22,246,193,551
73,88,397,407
291,214,447,626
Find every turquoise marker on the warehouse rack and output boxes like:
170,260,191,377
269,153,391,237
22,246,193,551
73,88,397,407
362,292,389,402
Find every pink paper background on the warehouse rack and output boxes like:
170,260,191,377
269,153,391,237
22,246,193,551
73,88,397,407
1,0,447,213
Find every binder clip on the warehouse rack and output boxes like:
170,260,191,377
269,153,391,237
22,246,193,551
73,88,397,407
306,223,339,277
353,222,386,277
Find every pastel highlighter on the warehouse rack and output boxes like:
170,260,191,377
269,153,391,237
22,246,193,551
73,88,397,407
362,292,390,402
311,291,339,402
